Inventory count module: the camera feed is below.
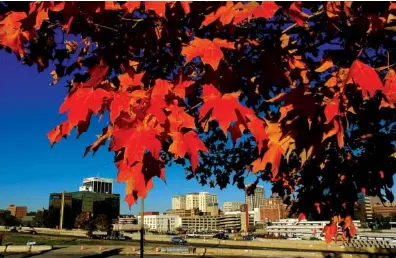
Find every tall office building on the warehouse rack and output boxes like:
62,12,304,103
186,192,218,212
79,177,113,194
172,195,186,210
245,186,265,211
223,202,244,212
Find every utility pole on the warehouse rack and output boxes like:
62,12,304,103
140,198,145,258
59,192,65,230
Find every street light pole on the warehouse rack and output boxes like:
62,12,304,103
59,191,65,230
140,198,145,258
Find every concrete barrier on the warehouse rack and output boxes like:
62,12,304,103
0,245,52,253
3,245,30,253
31,245,53,252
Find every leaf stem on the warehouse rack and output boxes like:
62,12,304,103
282,6,324,34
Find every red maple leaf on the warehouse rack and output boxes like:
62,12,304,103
251,142,283,179
146,79,173,124
118,72,144,91
322,117,344,148
71,63,109,91
350,60,383,99
169,131,208,171
200,85,267,151
298,212,306,221
167,102,196,133
384,69,396,103
25,2,65,30
202,1,279,27
288,2,309,26
199,84,252,134
117,151,165,207
84,126,114,156
47,121,72,146
173,79,194,99
60,87,111,127
110,89,148,123
117,161,149,206
324,94,340,124
123,1,141,13
182,37,235,70
0,12,29,57
145,1,168,17
201,2,234,27
179,2,191,14
110,116,163,166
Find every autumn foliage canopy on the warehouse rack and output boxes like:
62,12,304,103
2,1,396,219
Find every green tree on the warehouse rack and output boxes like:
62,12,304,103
74,212,92,230
371,213,391,230
32,210,44,227
94,214,109,231
390,212,396,222
0,210,18,227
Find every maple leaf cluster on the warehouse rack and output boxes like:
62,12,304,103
2,1,396,219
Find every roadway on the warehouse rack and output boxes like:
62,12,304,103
1,255,283,258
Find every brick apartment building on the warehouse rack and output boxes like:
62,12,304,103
7,204,27,219
259,197,287,222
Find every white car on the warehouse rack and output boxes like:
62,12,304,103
26,240,36,246
288,237,302,240
187,232,199,238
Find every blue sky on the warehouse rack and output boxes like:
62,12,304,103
0,51,271,214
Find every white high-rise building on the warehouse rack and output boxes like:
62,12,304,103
79,177,113,194
223,202,244,212
172,195,186,210
245,186,265,211
186,192,218,212
137,214,182,232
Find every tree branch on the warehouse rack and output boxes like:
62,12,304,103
282,6,324,34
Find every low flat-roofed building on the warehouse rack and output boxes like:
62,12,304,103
181,215,219,232
267,219,361,238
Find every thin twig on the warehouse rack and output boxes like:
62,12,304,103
387,50,390,69
93,23,118,32
187,101,203,112
121,18,144,22
331,23,342,33
282,6,324,34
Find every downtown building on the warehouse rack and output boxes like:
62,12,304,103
181,215,219,232
172,195,186,210
171,192,218,213
48,177,120,229
223,202,244,212
266,218,362,238
245,186,265,211
138,214,182,232
7,204,27,219
79,177,113,194
259,197,287,222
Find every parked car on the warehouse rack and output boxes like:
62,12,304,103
187,232,199,238
9,227,18,233
288,237,302,241
243,235,256,241
213,233,229,240
26,240,36,246
171,236,187,244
